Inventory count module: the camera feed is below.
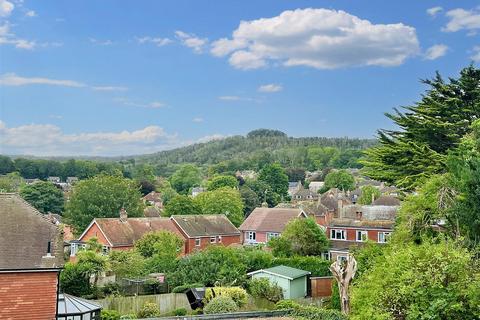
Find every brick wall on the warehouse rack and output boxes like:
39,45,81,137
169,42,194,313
0,271,59,320
185,235,241,254
79,222,110,246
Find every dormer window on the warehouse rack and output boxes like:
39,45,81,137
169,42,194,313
330,229,346,240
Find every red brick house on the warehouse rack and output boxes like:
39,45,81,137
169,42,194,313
238,207,308,245
73,209,184,257
170,215,241,254
0,193,64,320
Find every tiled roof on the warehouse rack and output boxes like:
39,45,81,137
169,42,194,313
93,217,182,246
144,206,161,217
0,193,63,269
372,195,401,206
239,207,305,233
330,218,394,229
143,191,162,202
248,265,310,280
171,214,240,237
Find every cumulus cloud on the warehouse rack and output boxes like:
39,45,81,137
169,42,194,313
427,7,443,17
443,8,480,33
258,83,283,93
471,46,480,62
192,117,204,123
136,36,172,47
0,121,181,156
0,0,14,17
210,8,419,70
175,30,208,53
89,38,114,46
25,10,36,17
0,73,85,87
424,44,448,60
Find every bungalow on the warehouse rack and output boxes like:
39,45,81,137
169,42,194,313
171,215,241,254
143,191,163,209
239,207,307,245
0,193,64,320
73,208,184,257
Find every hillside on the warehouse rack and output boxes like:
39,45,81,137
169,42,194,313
135,129,376,175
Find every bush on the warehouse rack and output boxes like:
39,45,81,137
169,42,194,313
275,299,300,310
100,309,121,320
101,282,121,296
173,307,188,316
248,278,284,303
137,302,160,318
329,280,341,311
203,296,239,314
273,256,330,276
204,287,248,308
291,305,347,320
172,283,204,293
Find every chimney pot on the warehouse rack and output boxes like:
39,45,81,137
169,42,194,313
119,208,128,222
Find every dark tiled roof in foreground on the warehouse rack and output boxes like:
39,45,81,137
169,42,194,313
0,193,63,269
171,214,240,237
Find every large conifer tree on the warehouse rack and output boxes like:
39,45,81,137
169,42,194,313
362,65,480,189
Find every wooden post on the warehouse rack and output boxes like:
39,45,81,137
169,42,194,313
330,255,357,315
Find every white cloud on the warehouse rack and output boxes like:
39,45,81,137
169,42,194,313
210,8,419,70
0,121,181,156
192,117,204,123
175,30,208,53
25,10,36,17
0,0,14,17
115,97,166,109
92,86,128,91
0,73,85,87
424,44,448,60
0,23,36,50
218,95,241,101
89,38,114,46
471,46,480,62
258,83,283,93
136,36,172,47
443,8,480,33
427,7,443,17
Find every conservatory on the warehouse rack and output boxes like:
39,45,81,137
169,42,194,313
56,293,102,320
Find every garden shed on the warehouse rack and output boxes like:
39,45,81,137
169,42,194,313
247,265,310,299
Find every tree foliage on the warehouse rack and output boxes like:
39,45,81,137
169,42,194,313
206,175,238,191
65,175,144,232
322,169,355,192
258,163,289,199
194,187,244,226
163,195,201,217
0,172,24,192
357,185,381,205
169,164,202,195
20,181,64,214
362,65,480,190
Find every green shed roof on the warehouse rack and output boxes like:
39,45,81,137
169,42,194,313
247,265,310,280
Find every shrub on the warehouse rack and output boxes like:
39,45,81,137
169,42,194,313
203,296,239,314
173,307,188,316
273,256,330,276
100,309,121,320
275,299,300,310
248,278,284,303
204,287,248,308
101,282,121,296
172,283,204,293
329,280,341,311
137,302,160,318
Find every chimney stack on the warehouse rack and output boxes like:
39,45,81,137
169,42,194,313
119,208,128,222
41,241,56,268
337,199,344,218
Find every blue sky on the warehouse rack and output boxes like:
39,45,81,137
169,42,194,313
1,0,479,156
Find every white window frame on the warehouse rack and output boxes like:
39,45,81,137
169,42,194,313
195,238,201,247
378,232,391,243
356,230,368,242
330,229,346,240
210,236,216,244
246,231,256,242
266,232,280,241
217,236,222,243
102,245,110,255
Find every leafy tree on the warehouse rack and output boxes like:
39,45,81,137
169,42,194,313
169,164,202,195
194,187,244,226
322,169,355,192
60,262,92,297
159,186,178,206
0,155,15,174
285,168,306,183
351,239,480,320
357,185,381,205
76,249,108,287
138,180,156,196
132,164,156,183
0,172,24,192
362,65,480,190
206,175,238,191
136,231,184,273
245,179,280,207
239,186,260,217
268,237,293,258
163,195,201,217
20,181,64,214
307,147,340,170
65,175,144,232
269,218,329,256
247,129,287,138
108,250,146,279
258,163,289,198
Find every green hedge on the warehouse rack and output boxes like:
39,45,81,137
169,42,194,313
273,256,331,276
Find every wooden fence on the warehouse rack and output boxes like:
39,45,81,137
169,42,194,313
310,276,334,298
144,310,290,319
95,293,190,315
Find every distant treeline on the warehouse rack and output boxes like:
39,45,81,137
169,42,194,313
0,156,125,180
